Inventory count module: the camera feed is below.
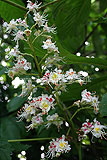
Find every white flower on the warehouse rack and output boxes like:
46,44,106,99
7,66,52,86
27,0,41,12
15,57,31,71
6,45,20,59
81,89,92,103
16,18,28,28
79,119,107,140
13,30,25,42
65,69,78,80
17,103,36,121
81,90,99,113
91,118,107,138
8,57,31,78
44,53,63,69
42,38,59,53
26,114,43,131
37,68,66,86
33,12,47,27
46,113,63,129
43,22,56,34
56,135,71,153
3,22,8,28
46,135,71,159
35,94,55,114
91,96,99,113
81,119,94,135
20,80,36,97
78,71,88,77
5,19,17,33
49,68,66,84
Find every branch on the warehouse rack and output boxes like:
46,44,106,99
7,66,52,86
75,12,107,54
0,0,27,11
74,23,99,54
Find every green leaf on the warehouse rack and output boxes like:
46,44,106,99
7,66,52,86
58,44,107,67
61,75,107,102
52,0,91,52
0,140,12,160
7,95,28,112
92,29,103,56
11,142,31,152
99,0,107,12
99,93,107,117
0,117,26,140
0,65,7,76
0,0,26,22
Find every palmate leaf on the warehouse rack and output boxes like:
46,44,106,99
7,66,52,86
52,0,91,52
0,0,26,22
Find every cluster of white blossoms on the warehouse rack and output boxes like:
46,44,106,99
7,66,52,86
81,89,100,113
5,45,20,60
8,56,31,79
17,94,63,131
42,37,59,53
18,94,55,119
46,135,71,159
3,18,29,44
79,119,107,140
37,68,88,88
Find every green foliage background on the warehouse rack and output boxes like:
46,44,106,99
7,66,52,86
0,0,107,160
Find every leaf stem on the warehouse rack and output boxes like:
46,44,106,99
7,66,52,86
8,137,54,143
78,143,82,160
70,106,93,121
0,0,27,11
32,31,44,44
64,104,77,110
27,39,42,77
39,53,48,65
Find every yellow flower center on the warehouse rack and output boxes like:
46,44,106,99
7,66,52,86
52,73,58,80
95,127,100,132
59,142,65,148
27,106,31,112
42,102,49,109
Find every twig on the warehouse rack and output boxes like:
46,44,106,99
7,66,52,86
75,12,107,54
74,24,99,54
